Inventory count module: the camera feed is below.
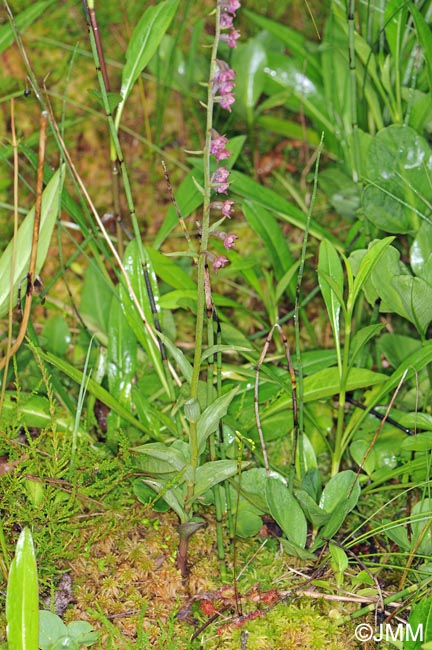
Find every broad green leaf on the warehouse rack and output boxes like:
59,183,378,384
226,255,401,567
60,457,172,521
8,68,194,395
402,432,432,452
411,499,432,555
79,258,113,336
0,1,55,53
39,611,67,650
329,543,348,574
87,89,122,113
6,528,38,650
350,236,394,307
194,460,248,498
263,50,334,136
133,442,187,473
234,504,263,538
197,387,239,454
312,471,361,547
319,470,360,513
229,468,270,513
0,392,78,434
349,324,384,367
362,126,432,234
321,8,353,164
139,479,187,522
355,242,432,336
66,621,98,646
294,489,330,529
275,260,302,302
302,367,387,404
391,275,432,336
405,595,432,650
410,221,432,284
350,439,377,475
115,0,179,129
132,479,170,512
280,538,316,560
232,39,267,122
41,317,71,357
0,167,64,318
266,477,307,548
107,285,137,403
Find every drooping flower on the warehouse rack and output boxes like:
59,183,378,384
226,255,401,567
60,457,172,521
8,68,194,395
212,255,229,271
213,60,236,111
211,199,235,218
223,233,238,249
211,167,230,194
213,61,235,94
218,93,235,111
220,28,240,48
218,0,241,15
210,131,231,162
220,13,234,29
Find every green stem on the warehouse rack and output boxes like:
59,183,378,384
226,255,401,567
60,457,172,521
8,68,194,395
186,7,221,507
332,300,353,476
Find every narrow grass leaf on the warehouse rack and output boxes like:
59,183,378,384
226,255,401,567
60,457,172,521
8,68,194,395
409,4,432,92
38,350,150,435
0,1,55,53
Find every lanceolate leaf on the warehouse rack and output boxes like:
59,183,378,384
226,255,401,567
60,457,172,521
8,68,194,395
0,166,64,318
266,477,307,548
193,460,248,498
6,528,39,650
115,0,179,129
197,387,239,454
318,240,345,373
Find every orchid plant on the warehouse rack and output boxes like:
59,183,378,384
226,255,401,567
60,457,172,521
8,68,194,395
134,0,242,577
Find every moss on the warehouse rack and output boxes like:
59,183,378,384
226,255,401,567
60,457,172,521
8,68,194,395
210,600,356,650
